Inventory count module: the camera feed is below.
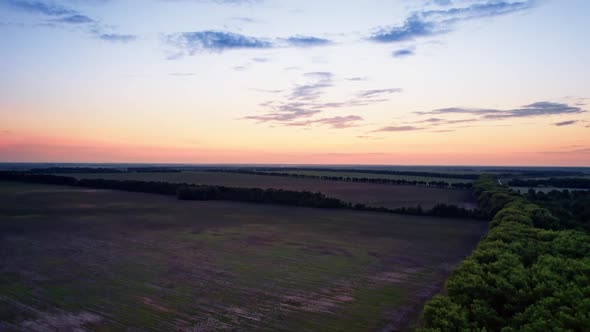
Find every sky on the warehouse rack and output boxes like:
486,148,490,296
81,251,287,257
0,0,589,166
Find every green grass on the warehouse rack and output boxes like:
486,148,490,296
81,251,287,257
0,182,486,331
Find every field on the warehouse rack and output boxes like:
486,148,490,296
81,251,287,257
0,182,486,331
65,171,477,209
265,170,473,184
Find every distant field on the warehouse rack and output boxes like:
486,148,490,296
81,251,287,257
510,186,590,193
265,170,474,184
65,171,477,209
0,182,486,331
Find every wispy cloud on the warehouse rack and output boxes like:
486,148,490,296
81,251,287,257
52,14,94,24
346,77,368,81
162,0,262,4
3,0,137,43
285,35,332,47
371,14,438,43
370,1,534,43
166,30,332,55
5,0,77,16
375,125,423,132
416,102,585,119
229,16,262,23
98,33,137,43
392,48,415,57
166,30,272,54
554,120,578,126
357,88,402,98
243,72,401,127
287,115,364,129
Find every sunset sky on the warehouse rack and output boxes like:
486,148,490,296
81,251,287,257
0,0,589,165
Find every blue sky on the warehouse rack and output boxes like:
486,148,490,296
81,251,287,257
0,0,589,165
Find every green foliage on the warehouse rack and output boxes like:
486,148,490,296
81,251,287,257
422,295,469,331
421,175,590,331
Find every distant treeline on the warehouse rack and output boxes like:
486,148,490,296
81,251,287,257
508,177,590,189
227,167,480,180
525,189,590,232
421,175,590,331
494,169,585,177
30,167,181,173
0,171,481,219
31,167,125,173
205,169,474,189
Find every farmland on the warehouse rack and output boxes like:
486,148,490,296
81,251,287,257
0,182,486,331
64,171,477,210
264,170,473,184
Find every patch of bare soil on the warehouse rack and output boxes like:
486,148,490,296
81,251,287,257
18,311,102,332
280,283,355,313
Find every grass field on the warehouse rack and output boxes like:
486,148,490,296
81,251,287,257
0,182,486,331
265,170,474,184
65,171,477,209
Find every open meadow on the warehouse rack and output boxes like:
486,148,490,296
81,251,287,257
0,182,486,331
65,171,477,210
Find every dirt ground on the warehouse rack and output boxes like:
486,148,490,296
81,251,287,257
0,182,486,331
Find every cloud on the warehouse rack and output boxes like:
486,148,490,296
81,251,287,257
162,0,262,4
285,35,332,47
251,57,269,62
166,30,272,54
5,0,77,16
290,72,334,100
554,120,578,126
52,14,94,24
287,115,364,129
370,1,534,43
229,16,262,23
244,107,321,122
417,101,585,119
243,72,401,127
374,125,423,132
392,48,415,57
357,88,402,98
371,14,438,42
4,0,136,43
346,77,368,81
166,31,333,56
98,33,137,43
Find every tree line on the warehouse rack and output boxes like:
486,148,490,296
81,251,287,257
508,177,590,189
525,188,590,232
0,171,482,219
421,175,590,331
204,169,474,189
222,166,480,179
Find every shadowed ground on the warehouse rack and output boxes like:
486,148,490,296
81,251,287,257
0,182,486,331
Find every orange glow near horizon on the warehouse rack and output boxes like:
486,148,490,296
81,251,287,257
1,126,588,166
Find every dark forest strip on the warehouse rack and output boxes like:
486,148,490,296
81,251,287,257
420,175,590,331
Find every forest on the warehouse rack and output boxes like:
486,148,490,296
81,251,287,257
421,176,590,331
508,177,590,189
